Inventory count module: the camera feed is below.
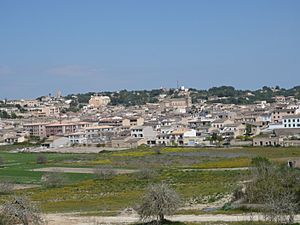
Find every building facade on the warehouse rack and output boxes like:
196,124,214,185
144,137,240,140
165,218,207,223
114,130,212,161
283,115,300,128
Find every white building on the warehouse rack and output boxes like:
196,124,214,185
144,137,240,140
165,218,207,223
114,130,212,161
130,126,156,140
67,132,87,144
283,115,300,128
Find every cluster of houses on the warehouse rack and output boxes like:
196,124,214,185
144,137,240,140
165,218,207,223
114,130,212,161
1,89,300,149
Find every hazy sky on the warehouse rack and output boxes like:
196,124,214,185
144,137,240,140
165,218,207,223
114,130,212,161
0,0,300,99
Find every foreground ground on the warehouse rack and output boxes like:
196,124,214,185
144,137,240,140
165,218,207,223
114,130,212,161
1,145,300,224
44,213,300,225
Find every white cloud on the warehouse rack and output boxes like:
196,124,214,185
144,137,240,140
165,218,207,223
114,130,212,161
46,65,100,77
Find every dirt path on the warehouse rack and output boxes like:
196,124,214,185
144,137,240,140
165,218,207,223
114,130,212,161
44,213,300,225
17,147,127,154
13,184,40,190
182,167,250,172
32,166,249,175
31,167,138,174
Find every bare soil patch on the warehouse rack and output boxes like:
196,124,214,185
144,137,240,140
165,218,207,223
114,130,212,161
31,167,138,174
13,184,40,190
17,147,127,154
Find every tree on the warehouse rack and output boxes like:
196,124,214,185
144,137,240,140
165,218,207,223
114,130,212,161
244,158,300,224
10,112,17,119
0,110,10,118
210,133,223,144
137,183,181,224
2,196,44,225
263,186,298,224
245,124,252,136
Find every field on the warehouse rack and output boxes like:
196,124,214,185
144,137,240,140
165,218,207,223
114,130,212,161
1,145,300,217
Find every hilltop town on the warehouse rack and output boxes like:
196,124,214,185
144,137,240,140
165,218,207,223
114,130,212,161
1,86,300,150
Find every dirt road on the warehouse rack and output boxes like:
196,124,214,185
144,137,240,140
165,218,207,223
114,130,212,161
45,213,300,225
16,147,128,154
32,167,137,174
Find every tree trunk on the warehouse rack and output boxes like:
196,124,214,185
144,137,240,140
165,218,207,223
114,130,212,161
159,213,164,223
22,217,29,225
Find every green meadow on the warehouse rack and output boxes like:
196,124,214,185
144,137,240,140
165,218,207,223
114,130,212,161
0,145,300,214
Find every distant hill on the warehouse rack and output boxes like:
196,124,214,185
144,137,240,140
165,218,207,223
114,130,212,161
64,86,300,106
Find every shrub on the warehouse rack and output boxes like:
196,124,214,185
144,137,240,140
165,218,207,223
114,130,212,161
136,168,157,180
36,154,48,164
154,149,161,155
41,171,67,188
94,166,116,180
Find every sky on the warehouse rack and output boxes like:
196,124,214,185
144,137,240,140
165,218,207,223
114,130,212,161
0,0,300,99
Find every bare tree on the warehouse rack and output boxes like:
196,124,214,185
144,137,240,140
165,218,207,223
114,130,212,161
2,196,44,225
137,183,181,224
94,165,116,180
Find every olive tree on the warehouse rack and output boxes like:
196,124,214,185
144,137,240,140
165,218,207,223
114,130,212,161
244,157,300,224
2,196,44,225
137,183,181,224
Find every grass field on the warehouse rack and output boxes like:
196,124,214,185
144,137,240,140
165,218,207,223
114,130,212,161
0,145,300,214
